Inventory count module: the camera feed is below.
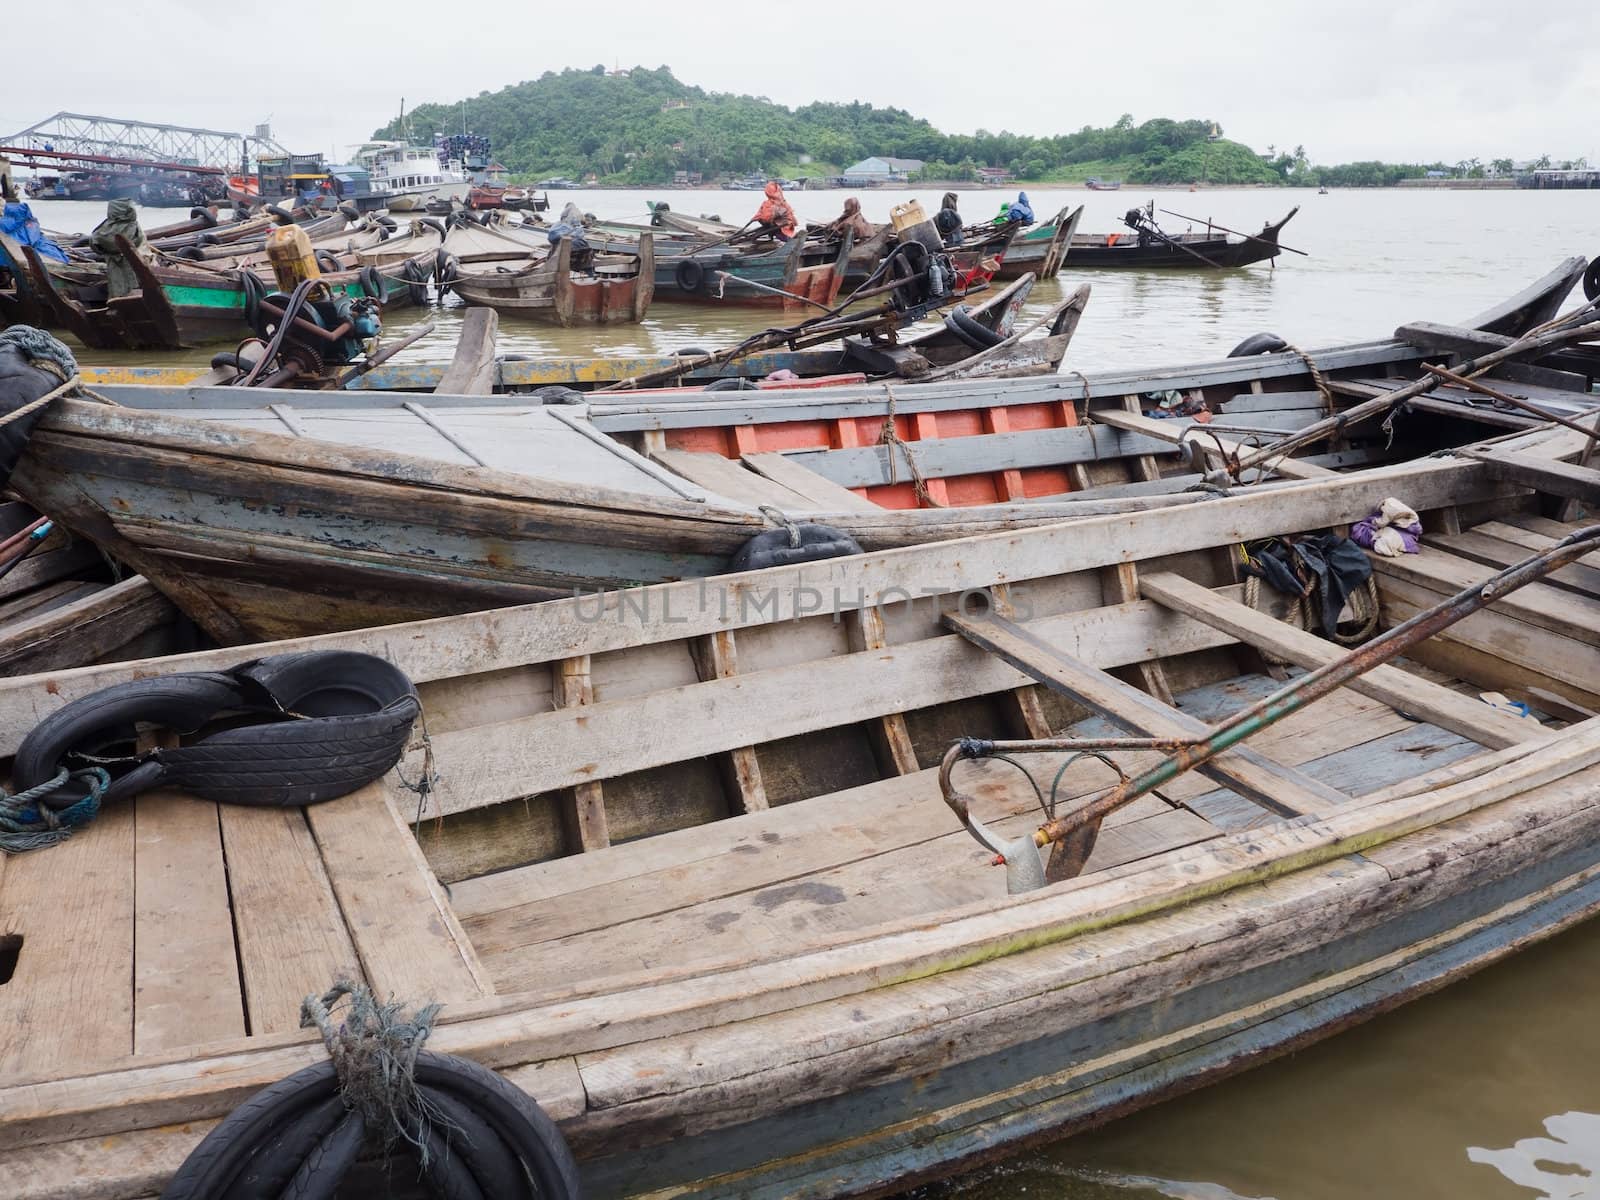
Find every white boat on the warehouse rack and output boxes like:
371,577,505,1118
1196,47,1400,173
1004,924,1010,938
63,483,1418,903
352,140,470,212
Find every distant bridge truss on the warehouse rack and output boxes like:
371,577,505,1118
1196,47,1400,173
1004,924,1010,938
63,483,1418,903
2,113,289,170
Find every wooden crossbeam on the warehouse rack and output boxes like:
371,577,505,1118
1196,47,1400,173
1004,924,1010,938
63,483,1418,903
1139,572,1540,750
689,631,770,812
1462,448,1600,504
943,611,1344,817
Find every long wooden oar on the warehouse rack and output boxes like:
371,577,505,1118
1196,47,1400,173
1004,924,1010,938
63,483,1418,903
1158,207,1308,256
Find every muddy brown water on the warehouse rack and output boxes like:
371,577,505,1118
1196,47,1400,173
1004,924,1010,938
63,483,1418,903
27,186,1600,1199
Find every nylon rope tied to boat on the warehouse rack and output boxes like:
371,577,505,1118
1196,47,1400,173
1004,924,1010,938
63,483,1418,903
300,977,447,1167
0,766,111,852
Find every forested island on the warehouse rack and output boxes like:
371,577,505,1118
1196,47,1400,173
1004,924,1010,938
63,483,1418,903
374,66,1573,187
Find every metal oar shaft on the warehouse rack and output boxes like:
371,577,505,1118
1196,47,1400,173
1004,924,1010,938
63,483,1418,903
1034,526,1600,848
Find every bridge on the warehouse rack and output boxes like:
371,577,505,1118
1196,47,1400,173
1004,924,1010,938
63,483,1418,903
1,113,289,172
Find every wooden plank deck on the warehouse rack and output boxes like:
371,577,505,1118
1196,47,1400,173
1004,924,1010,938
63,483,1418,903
0,776,485,1070
458,668,1478,998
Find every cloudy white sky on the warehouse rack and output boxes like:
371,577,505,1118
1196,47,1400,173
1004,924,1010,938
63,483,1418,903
4,0,1595,167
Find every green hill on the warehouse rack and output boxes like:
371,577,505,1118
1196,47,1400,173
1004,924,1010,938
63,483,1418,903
374,67,1272,186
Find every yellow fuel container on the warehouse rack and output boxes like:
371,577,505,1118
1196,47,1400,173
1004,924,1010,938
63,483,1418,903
266,224,321,291
888,200,927,233
888,199,943,258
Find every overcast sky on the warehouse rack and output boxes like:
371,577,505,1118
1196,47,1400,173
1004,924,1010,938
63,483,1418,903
4,0,1595,167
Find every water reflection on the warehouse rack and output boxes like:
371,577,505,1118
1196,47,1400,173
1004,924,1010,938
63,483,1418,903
912,1161,1275,1200
1469,1112,1600,1198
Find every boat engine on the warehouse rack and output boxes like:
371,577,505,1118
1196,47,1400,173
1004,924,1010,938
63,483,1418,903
883,200,958,317
223,232,386,386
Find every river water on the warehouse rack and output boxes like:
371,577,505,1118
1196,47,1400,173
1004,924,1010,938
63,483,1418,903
26,187,1600,1199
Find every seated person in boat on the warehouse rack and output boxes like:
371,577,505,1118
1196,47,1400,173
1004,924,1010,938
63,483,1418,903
547,202,595,266
1007,191,1034,224
827,197,874,242
751,181,798,241
935,192,964,246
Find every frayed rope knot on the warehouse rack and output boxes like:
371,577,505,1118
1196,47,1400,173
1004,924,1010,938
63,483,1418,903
0,766,110,852
300,978,447,1167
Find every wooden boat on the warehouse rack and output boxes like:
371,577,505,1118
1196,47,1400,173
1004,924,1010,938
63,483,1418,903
447,231,656,326
1070,206,1300,269
1,428,1598,1197
19,220,439,351
1085,176,1123,190
984,203,1082,281
83,271,1084,393
20,258,1593,644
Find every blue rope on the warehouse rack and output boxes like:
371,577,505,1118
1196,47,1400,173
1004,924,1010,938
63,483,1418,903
0,767,110,852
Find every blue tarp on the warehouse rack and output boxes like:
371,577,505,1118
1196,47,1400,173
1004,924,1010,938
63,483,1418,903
1,203,68,263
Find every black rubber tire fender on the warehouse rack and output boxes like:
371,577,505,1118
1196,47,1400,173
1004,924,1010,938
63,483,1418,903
224,1096,347,1200
729,524,864,573
358,264,385,303
673,346,711,357
534,385,586,405
266,204,295,225
189,206,219,227
705,376,756,391
161,1060,343,1199
338,201,361,222
276,1108,365,1200
401,257,429,306
1584,256,1600,303
420,216,448,240
238,269,268,337
375,213,398,231
161,1053,581,1200
674,257,706,293
195,232,218,248
233,650,417,717
1228,332,1289,357
311,249,339,274
154,651,420,807
174,246,205,261
12,673,250,807
413,1052,581,1200
946,303,1005,350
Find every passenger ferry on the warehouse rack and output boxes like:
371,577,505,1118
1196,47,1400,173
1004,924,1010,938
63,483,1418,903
351,141,469,211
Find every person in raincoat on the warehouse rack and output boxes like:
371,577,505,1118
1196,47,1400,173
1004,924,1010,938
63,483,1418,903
751,181,797,241
827,196,874,242
933,192,964,246
546,202,592,253
1007,191,1035,224
89,199,148,298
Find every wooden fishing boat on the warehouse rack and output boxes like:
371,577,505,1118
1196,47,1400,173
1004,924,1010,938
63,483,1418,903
83,271,1084,393
1084,176,1122,190
17,257,1593,644
447,232,655,326
1070,206,1300,269
1,429,1598,1197
19,222,438,351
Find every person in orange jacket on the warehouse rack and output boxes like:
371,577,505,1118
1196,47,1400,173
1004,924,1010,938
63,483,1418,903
751,181,798,241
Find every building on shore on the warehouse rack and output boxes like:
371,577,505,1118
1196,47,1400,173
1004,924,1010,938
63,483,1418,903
841,156,924,184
